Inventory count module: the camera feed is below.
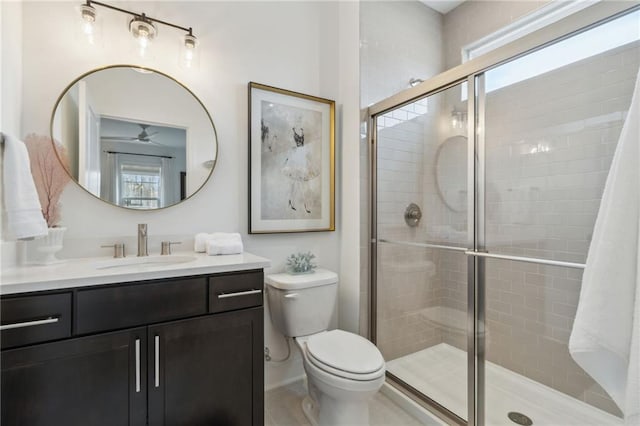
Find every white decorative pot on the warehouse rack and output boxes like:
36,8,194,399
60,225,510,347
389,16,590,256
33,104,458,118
36,227,67,264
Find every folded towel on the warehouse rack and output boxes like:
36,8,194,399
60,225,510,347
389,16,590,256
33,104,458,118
2,133,48,240
206,239,243,256
194,233,211,252
194,232,243,253
569,69,640,424
209,232,242,242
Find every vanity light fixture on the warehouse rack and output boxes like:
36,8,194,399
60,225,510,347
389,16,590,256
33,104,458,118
182,33,198,68
80,3,97,44
79,0,198,63
129,15,157,55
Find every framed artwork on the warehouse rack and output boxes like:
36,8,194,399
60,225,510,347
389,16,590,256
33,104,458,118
249,82,335,233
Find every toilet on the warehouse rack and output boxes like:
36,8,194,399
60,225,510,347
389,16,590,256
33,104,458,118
266,269,386,426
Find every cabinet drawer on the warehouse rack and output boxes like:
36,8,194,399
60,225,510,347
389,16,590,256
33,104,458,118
208,270,263,313
1,293,72,349
76,277,207,334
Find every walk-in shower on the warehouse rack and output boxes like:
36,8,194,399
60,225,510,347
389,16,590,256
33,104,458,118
368,3,639,425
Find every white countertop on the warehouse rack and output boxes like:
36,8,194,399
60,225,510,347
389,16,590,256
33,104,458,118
0,252,271,295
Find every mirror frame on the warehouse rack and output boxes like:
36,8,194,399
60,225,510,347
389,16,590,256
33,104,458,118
50,64,219,211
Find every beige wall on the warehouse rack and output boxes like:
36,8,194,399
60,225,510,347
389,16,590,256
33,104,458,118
442,0,550,70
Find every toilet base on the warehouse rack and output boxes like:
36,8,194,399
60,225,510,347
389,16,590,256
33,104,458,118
301,396,319,426
294,335,384,426
302,381,372,426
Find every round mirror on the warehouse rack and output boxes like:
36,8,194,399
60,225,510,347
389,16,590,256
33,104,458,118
435,135,467,212
51,65,217,210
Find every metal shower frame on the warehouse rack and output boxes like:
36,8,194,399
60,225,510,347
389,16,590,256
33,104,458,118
367,2,639,425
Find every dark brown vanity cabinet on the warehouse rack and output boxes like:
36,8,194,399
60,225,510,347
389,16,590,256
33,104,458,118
0,270,264,426
148,308,263,426
2,327,147,426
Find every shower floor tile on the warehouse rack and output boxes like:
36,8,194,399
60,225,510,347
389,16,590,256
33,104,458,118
265,379,425,426
387,343,623,426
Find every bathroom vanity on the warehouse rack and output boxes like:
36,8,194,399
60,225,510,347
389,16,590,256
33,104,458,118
0,252,269,426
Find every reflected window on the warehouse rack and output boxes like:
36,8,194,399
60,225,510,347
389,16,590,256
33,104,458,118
120,164,161,209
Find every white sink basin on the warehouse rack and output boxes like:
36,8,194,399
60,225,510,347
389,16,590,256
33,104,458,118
94,255,197,270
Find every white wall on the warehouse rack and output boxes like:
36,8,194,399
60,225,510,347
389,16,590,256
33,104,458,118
13,1,360,390
359,0,444,337
337,0,361,336
360,1,443,107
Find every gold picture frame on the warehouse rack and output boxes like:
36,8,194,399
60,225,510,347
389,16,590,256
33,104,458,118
248,82,335,233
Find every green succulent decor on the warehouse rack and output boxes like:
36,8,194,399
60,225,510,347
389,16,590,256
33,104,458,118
286,252,317,274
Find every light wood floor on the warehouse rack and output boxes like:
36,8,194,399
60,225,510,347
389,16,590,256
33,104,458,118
265,379,425,426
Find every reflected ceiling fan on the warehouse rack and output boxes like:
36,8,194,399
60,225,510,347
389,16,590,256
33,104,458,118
102,124,165,145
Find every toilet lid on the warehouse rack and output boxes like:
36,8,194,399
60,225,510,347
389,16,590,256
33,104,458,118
306,330,384,375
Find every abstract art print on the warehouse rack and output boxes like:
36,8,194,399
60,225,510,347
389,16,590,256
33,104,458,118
249,82,335,233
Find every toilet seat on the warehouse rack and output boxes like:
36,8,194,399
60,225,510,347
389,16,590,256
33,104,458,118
304,330,385,381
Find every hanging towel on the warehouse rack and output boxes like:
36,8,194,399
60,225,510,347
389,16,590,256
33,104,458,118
1,133,48,240
569,69,640,424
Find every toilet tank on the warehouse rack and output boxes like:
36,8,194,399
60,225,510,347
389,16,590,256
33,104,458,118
265,269,338,337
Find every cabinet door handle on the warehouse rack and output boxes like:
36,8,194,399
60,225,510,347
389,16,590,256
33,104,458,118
154,335,160,388
135,338,141,393
0,316,59,331
217,289,262,299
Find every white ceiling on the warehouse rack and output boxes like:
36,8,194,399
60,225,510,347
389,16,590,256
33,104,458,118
420,0,466,15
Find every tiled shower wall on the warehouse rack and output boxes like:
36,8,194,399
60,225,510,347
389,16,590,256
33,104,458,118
375,102,447,361
376,80,470,362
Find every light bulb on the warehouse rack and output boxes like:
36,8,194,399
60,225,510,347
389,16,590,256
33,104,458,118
182,33,198,68
80,3,96,44
138,28,149,49
82,21,94,35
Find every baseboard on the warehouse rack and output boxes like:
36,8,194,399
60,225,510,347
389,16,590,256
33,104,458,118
380,381,446,425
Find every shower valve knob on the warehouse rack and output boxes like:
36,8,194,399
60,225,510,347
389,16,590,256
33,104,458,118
404,203,422,227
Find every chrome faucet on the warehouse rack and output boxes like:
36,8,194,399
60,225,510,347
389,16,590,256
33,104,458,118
137,224,148,257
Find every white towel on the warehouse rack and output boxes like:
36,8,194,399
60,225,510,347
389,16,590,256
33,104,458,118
194,232,243,254
194,233,211,253
569,70,640,424
1,133,48,240
205,239,243,256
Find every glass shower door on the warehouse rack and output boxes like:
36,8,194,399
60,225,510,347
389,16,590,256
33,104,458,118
478,10,639,425
374,82,471,421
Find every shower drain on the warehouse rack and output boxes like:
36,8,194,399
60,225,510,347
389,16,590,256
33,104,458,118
508,412,533,425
